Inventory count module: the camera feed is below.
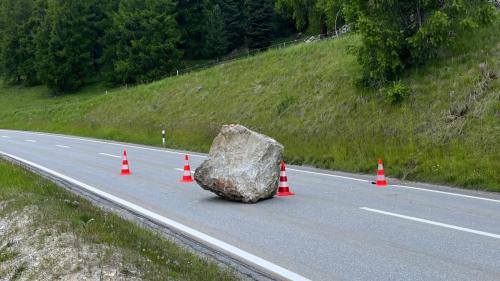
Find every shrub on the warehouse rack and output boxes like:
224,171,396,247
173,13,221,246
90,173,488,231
343,1,497,85
385,81,410,104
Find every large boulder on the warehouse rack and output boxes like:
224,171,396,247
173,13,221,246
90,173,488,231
194,124,283,203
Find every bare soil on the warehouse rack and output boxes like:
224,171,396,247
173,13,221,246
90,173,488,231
0,203,143,281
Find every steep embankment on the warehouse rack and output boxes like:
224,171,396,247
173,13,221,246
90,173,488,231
0,22,498,191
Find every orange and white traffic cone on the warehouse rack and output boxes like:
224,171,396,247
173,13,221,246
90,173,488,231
180,154,194,183
375,159,387,187
120,150,131,175
276,160,295,196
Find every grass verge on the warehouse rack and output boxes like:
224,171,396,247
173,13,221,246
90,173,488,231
0,160,238,280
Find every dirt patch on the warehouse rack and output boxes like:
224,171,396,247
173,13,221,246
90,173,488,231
0,205,143,280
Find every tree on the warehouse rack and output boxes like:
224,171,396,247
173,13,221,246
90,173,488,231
204,4,229,58
35,0,103,93
177,0,212,59
0,0,38,85
220,0,245,51
342,0,497,85
104,0,181,84
245,0,275,50
316,0,344,35
88,0,119,74
275,0,342,35
275,0,314,32
32,0,51,85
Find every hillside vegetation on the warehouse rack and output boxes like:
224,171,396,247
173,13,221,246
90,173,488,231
0,22,499,191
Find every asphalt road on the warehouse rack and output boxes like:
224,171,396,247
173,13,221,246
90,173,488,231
1,129,499,281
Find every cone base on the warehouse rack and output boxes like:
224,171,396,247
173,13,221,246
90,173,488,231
375,180,387,187
276,191,295,196
180,178,194,183
120,170,131,175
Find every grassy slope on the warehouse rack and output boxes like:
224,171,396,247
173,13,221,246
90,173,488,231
0,22,498,191
0,160,238,280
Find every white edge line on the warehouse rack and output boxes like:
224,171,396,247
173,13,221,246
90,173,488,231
56,145,71,149
5,130,499,205
360,207,500,239
1,136,10,138
99,153,121,159
24,139,37,143
391,184,500,204
0,150,311,281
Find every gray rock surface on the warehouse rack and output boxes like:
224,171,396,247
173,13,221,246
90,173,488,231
194,124,283,203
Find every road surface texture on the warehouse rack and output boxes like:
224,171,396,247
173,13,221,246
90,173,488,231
1,129,499,281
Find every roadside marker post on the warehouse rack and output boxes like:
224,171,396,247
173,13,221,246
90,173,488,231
162,129,166,147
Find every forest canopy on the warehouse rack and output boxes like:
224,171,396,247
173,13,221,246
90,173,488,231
0,0,496,93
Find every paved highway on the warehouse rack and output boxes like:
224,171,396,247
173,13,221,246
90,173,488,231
1,129,499,281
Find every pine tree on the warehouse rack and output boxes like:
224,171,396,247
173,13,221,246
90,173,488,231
177,0,212,59
244,0,275,50
35,0,102,93
33,0,51,85
104,0,181,84
204,4,229,58
88,0,119,74
0,0,38,84
220,0,245,51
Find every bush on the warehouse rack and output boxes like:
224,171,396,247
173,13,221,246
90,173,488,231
343,1,497,85
385,81,410,104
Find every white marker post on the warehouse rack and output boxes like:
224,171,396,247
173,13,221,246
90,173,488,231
162,129,166,147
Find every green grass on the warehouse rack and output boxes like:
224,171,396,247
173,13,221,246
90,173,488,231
11,262,27,280
0,160,238,280
0,248,18,263
0,21,499,191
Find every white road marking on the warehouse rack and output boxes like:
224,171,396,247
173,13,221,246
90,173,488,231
56,145,71,149
287,168,369,183
1,136,9,138
175,168,194,173
12,131,206,158
284,169,500,205
360,207,500,239
25,139,37,143
391,184,500,204
0,150,311,281
99,153,121,158
3,130,499,205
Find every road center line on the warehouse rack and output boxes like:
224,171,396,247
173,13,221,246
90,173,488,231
25,139,37,143
56,145,71,149
99,153,121,158
0,150,310,281
360,207,500,239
